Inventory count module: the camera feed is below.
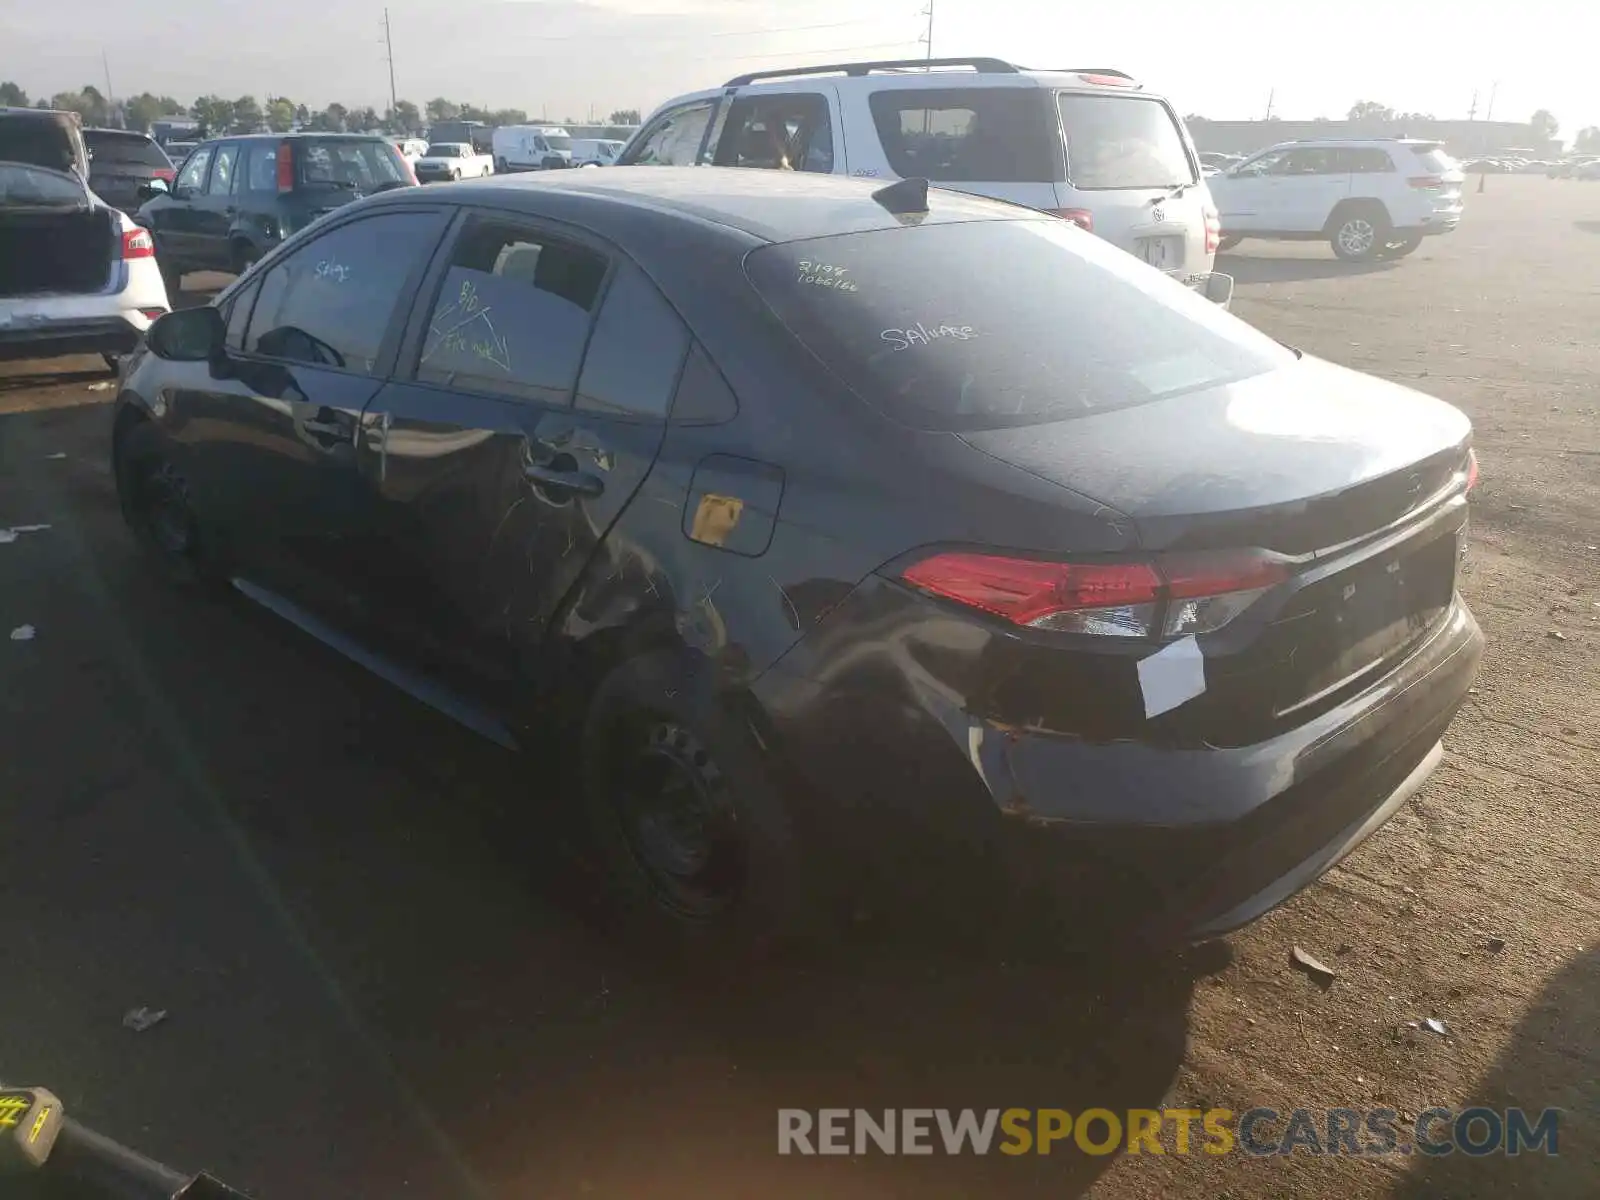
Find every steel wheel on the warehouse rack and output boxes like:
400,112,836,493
608,718,746,920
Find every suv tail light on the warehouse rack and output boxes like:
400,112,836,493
1407,175,1444,189
276,142,294,192
900,549,1290,639
1465,448,1479,491
1046,208,1093,231
1203,204,1221,254
153,167,175,182
121,227,155,259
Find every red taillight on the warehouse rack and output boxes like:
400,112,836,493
1046,208,1093,231
900,549,1290,638
1465,448,1479,491
276,144,294,192
1077,73,1137,88
153,168,175,182
121,227,155,259
1407,175,1444,189
1203,204,1221,255
396,149,418,185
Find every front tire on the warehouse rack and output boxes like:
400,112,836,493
1329,204,1391,262
230,240,259,276
159,258,183,299
450,169,460,181
580,650,814,961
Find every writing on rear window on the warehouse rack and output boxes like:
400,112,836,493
881,321,977,351
798,261,858,292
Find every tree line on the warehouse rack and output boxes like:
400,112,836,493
0,82,641,136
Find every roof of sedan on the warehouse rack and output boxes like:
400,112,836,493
430,166,1032,244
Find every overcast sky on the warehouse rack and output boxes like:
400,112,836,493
5,0,1593,135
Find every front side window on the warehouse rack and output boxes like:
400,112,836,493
745,219,1293,432
416,218,608,404
868,88,1063,184
245,210,444,374
1056,94,1195,189
175,147,213,193
619,101,715,166
206,143,239,194
715,95,834,174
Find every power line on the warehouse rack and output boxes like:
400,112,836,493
719,39,922,64
509,17,890,43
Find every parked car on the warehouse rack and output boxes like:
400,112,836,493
83,128,174,215
137,133,415,293
110,167,1482,952
1207,138,1464,261
1198,151,1243,173
414,141,496,182
161,140,199,162
393,137,430,167
0,160,169,370
1,106,89,178
1575,158,1600,181
491,125,576,172
569,137,624,167
427,120,494,155
618,57,1224,294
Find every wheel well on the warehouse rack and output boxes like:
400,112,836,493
112,402,150,454
1325,198,1391,234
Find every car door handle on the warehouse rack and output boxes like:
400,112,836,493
302,419,345,438
524,461,604,497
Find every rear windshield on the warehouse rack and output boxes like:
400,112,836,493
867,88,1064,183
1408,143,1457,173
745,220,1292,432
1056,94,1194,189
0,118,79,173
85,133,170,167
296,139,407,189
425,144,463,157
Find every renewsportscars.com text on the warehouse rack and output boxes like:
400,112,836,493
777,1107,1560,1157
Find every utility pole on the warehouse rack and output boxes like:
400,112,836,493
101,50,116,125
382,8,399,119
921,0,934,63
1264,88,1275,121
1468,90,1478,121
1486,80,1499,122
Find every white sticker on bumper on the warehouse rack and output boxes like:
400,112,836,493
1137,635,1207,719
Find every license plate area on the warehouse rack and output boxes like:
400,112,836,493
1137,235,1183,269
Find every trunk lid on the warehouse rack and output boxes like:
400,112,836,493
0,161,114,298
957,354,1471,554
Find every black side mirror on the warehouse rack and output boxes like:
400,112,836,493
147,307,225,362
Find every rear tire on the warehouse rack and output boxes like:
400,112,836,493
1381,233,1424,258
450,169,460,181
101,353,122,374
580,650,815,965
114,420,225,591
230,240,259,276
1329,203,1391,262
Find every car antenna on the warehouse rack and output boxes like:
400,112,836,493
871,176,929,215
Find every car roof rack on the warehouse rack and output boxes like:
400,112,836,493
724,57,1020,87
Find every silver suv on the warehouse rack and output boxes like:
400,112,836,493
619,57,1222,293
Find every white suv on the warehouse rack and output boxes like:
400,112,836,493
618,56,1223,293
1206,138,1465,262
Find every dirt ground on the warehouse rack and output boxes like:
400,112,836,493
1,175,1596,1200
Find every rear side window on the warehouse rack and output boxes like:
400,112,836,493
1409,143,1457,173
85,134,170,167
1056,94,1194,189
621,101,716,166
241,142,280,191
295,138,407,190
246,210,444,375
416,217,608,404
574,263,690,420
745,220,1293,432
1337,147,1394,173
868,88,1064,183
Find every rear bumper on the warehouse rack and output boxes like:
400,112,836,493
0,313,148,363
755,592,1482,941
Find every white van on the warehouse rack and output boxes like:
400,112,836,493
569,138,625,167
491,125,576,172
619,56,1222,291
